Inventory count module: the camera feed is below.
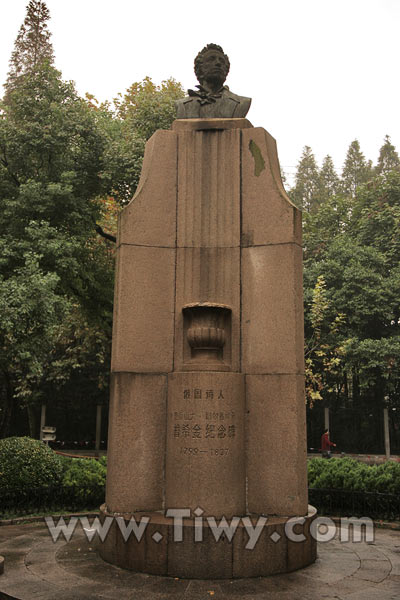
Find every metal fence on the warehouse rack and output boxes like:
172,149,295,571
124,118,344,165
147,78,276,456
1,485,399,522
309,488,400,521
0,484,105,518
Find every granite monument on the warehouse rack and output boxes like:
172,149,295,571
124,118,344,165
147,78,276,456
99,44,316,578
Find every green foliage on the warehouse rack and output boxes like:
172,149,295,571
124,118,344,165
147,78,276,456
0,1,185,440
308,457,400,495
60,455,106,502
0,61,114,436
1,63,105,221
341,139,373,197
6,1,54,95
62,455,107,488
91,77,185,205
114,77,184,140
303,193,351,259
318,155,340,201
289,145,320,212
0,250,67,402
0,436,62,488
305,276,346,405
303,167,400,418
375,135,400,176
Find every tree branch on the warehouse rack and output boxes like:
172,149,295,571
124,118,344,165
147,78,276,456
1,147,21,187
95,224,116,243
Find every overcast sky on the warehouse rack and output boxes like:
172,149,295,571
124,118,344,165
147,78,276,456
1,0,399,185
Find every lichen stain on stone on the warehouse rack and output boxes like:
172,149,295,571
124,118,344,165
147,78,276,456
249,140,266,177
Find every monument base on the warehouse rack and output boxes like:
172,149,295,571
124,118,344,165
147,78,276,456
99,504,317,579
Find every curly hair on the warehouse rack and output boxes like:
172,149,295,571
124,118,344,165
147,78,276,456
194,43,230,82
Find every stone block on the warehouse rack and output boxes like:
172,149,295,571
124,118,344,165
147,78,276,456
118,130,177,248
246,374,308,516
241,244,304,374
99,507,168,576
172,117,253,132
233,517,288,577
165,372,245,517
287,507,317,572
167,519,233,579
241,127,302,247
177,127,241,249
111,245,176,373
106,373,167,513
174,247,240,371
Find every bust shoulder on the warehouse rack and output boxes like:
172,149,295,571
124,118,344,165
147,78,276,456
223,89,252,118
175,88,251,119
175,97,190,119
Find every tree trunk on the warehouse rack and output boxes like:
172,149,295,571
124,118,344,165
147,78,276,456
27,404,37,438
0,373,14,438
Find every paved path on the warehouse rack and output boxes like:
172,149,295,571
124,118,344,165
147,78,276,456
0,521,399,599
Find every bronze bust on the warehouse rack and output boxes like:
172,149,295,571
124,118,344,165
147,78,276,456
176,44,251,119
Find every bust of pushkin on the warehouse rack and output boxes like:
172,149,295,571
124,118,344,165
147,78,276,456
176,43,251,119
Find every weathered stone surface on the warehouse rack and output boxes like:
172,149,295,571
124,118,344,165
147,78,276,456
106,373,167,513
100,507,169,576
165,372,245,517
176,127,241,249
174,247,240,372
105,117,309,578
233,518,288,577
99,507,317,580
287,508,318,571
241,127,302,247
118,129,177,248
172,117,252,131
246,374,308,516
167,519,233,579
111,245,176,373
241,244,304,375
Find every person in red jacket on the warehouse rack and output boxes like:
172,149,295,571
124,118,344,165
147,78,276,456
321,429,336,458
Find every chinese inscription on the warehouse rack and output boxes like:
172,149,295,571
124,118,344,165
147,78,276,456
169,388,238,453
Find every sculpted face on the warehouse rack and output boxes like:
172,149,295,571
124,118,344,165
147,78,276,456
200,49,228,86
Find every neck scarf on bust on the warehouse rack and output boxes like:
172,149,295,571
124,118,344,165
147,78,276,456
187,85,227,105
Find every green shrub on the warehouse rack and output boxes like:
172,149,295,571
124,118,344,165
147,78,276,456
61,455,107,502
0,436,63,489
308,457,400,495
62,456,107,488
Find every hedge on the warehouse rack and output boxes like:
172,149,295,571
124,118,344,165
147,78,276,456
308,457,400,495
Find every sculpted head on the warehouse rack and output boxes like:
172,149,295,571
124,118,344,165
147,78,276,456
194,44,230,88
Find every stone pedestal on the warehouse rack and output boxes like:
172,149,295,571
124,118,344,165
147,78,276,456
100,118,315,577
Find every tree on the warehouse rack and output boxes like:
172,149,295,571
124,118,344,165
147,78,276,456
0,3,185,439
0,60,114,436
304,275,346,407
289,146,320,212
318,155,340,201
94,77,184,206
0,249,67,435
375,135,400,176
341,139,373,197
304,172,400,405
114,77,184,140
302,193,351,260
6,1,54,94
0,61,109,278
